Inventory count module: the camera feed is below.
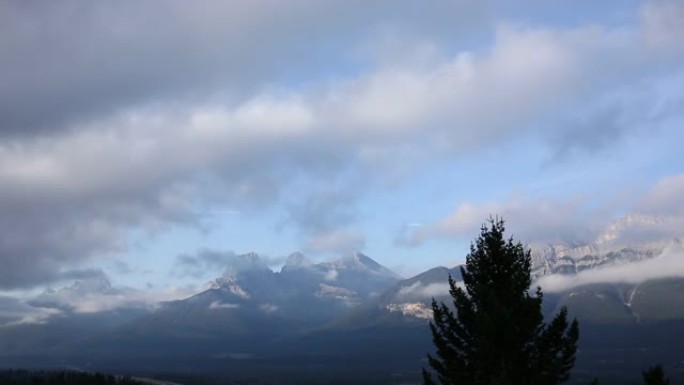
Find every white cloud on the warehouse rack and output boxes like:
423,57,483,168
28,276,210,315
397,281,452,299
209,301,240,310
401,195,602,246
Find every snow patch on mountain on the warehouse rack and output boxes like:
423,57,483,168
531,247,659,278
529,214,683,278
625,286,639,308
315,284,360,305
211,277,250,299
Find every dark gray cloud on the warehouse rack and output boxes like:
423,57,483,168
0,0,319,135
0,0,486,137
0,182,196,289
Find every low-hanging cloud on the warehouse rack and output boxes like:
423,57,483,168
27,272,209,316
400,171,684,249
397,281,452,300
174,249,286,279
0,296,63,327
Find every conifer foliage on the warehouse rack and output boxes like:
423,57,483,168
643,365,670,385
423,218,579,385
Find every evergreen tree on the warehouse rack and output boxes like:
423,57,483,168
643,365,669,385
423,218,579,385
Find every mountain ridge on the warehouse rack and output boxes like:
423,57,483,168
3,240,684,384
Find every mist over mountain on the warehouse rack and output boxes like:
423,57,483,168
2,235,684,384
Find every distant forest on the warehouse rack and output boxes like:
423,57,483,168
0,370,145,385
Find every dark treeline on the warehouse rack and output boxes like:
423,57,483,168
0,370,144,385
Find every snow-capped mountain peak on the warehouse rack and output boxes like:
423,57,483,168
327,251,400,278
210,276,250,298
528,213,681,278
596,214,666,246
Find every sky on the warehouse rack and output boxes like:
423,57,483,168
1,0,683,305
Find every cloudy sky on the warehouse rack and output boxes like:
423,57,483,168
1,0,683,302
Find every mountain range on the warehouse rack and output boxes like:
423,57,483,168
1,240,684,384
